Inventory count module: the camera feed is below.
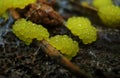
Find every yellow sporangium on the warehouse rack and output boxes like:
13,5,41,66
0,0,36,16
98,5,120,28
66,17,97,44
47,35,79,59
12,18,49,45
93,0,113,9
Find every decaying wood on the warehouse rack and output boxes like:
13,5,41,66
12,0,63,26
10,0,64,26
9,8,21,20
24,3,64,26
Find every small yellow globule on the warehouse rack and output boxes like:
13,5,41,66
93,0,113,9
47,35,79,59
12,19,49,45
66,17,97,44
0,0,36,16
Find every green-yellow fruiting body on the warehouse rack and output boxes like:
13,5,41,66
12,19,49,45
66,17,97,44
98,5,120,27
47,35,79,59
0,0,36,16
93,0,113,9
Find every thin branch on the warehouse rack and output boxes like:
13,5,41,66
39,40,93,78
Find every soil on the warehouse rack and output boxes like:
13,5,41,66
0,0,120,78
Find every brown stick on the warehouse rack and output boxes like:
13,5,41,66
70,0,105,27
9,8,21,20
39,40,93,78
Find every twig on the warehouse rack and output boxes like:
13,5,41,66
9,8,21,20
39,40,93,78
70,0,105,26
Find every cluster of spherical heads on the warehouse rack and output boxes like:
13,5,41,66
93,0,120,28
12,19,49,45
47,35,79,59
0,0,99,59
0,0,36,16
12,19,80,59
66,17,97,44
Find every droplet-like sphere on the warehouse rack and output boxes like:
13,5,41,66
0,0,36,15
47,35,79,59
12,19,49,45
66,17,97,44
